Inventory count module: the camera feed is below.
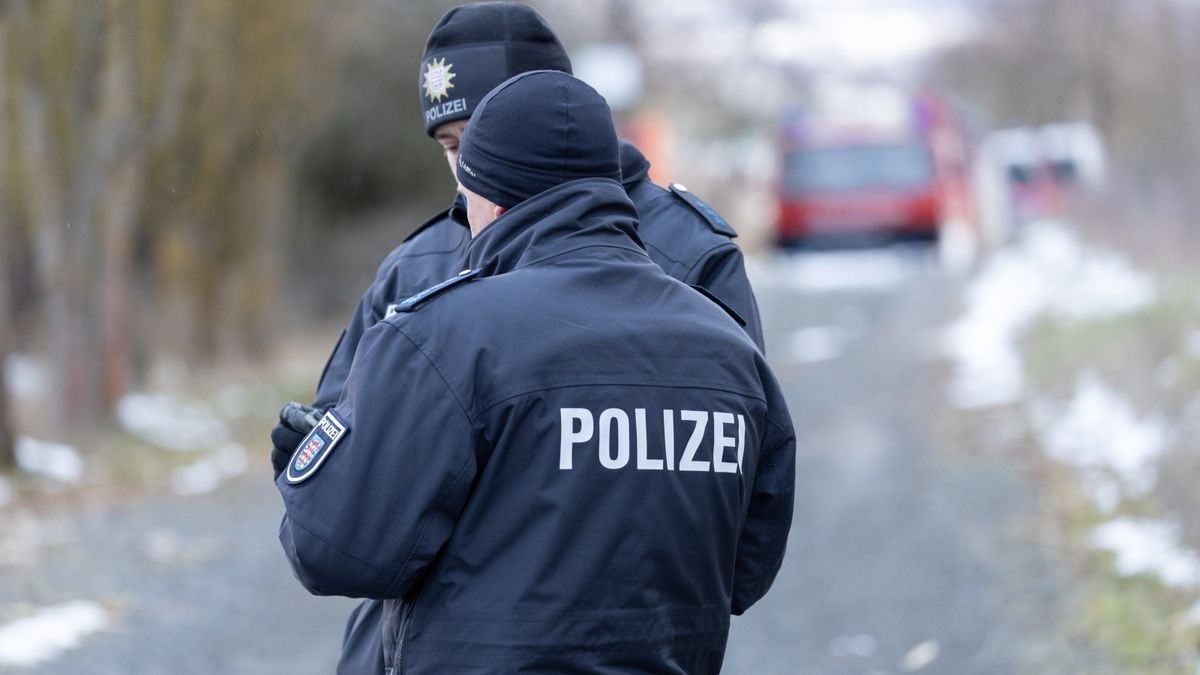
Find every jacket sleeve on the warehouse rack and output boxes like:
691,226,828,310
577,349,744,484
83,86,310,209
687,243,766,354
311,295,370,410
732,379,795,615
278,321,476,599
311,255,401,409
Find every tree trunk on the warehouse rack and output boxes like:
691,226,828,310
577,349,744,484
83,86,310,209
0,293,14,469
0,157,13,470
10,0,195,427
0,305,14,468
0,8,15,469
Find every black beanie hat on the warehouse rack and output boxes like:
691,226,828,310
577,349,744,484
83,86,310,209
456,71,621,208
419,3,572,136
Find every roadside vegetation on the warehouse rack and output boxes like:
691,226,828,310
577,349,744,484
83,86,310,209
940,207,1200,674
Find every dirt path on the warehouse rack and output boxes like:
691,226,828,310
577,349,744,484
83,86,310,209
1,249,1093,674
725,251,1089,673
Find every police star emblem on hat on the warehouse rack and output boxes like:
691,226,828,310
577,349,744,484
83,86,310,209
423,57,456,102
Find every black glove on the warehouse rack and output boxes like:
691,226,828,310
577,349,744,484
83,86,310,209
270,402,323,479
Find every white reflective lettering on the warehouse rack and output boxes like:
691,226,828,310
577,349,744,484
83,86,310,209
561,406,746,475
635,408,662,470
559,408,593,470
663,409,676,471
679,410,710,472
318,416,343,441
598,408,630,469
712,412,737,473
737,414,746,473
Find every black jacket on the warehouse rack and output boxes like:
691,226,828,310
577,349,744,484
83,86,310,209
618,143,764,351
280,179,794,674
312,143,764,411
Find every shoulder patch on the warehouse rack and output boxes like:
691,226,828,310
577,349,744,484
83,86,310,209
669,183,738,238
690,284,746,327
389,268,481,315
285,410,350,484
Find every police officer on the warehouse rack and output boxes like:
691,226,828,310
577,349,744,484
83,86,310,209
275,70,794,674
304,2,761,415
269,4,765,671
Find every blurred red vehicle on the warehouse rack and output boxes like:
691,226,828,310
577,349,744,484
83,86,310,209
775,92,975,249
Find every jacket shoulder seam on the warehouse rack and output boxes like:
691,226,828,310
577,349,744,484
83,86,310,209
683,241,740,281
380,323,475,423
765,415,790,432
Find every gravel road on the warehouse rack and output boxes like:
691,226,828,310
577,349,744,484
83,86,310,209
726,250,1079,674
1,249,1084,674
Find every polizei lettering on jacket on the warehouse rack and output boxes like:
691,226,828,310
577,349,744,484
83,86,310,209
559,408,745,473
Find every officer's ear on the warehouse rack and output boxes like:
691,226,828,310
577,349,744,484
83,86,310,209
494,205,508,219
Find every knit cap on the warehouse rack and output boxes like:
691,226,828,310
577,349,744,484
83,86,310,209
455,70,621,208
419,3,572,136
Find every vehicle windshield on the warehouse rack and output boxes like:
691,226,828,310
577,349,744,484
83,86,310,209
783,143,933,193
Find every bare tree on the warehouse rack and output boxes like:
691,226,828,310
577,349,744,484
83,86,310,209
0,0,360,440
6,0,197,428
929,0,1200,190
0,237,12,469
0,4,16,468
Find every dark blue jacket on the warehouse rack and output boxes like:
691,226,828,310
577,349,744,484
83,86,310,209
312,143,763,411
321,144,766,674
279,179,795,674
312,198,473,411
618,144,764,351
318,143,765,674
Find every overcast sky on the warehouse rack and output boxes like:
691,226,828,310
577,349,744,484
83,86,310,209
757,0,977,70
573,0,981,77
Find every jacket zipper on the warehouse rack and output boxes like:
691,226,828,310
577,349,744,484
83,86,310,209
395,600,417,675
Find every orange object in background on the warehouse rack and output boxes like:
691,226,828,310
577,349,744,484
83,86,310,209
619,109,673,187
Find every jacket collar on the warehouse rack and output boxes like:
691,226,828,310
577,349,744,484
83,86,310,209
402,193,470,243
619,141,651,188
448,192,469,227
464,178,644,277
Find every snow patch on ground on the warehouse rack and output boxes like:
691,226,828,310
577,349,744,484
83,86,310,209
945,222,1200,594
15,437,85,485
1092,518,1200,588
0,513,78,567
213,383,273,419
1155,356,1182,389
1031,374,1167,511
944,221,1155,409
0,601,109,667
783,307,870,365
900,639,940,671
0,513,42,567
785,326,844,364
3,354,49,400
1184,329,1200,361
828,633,875,658
143,528,184,564
1187,599,1200,626
116,392,229,451
170,443,249,496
